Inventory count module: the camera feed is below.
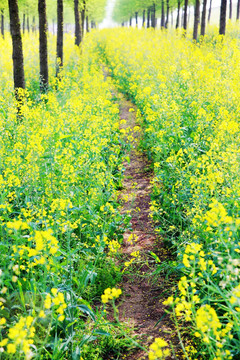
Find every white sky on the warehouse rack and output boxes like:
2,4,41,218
99,0,118,29
99,0,238,29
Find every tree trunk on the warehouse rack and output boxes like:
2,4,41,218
147,7,150,28
129,16,132,26
135,12,138,27
142,9,145,27
188,5,191,26
8,0,25,91
201,0,207,36
74,0,81,45
27,14,30,32
237,0,240,20
208,0,212,22
229,0,232,19
86,15,89,32
151,3,156,28
161,0,165,28
1,9,4,38
81,0,85,38
56,0,63,77
38,0,48,91
181,7,184,27
193,0,200,40
183,0,188,32
32,16,36,32
23,13,25,34
165,0,169,28
219,0,227,35
176,0,180,28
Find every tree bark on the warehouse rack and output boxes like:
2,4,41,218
23,13,25,34
219,0,227,35
229,0,232,19
183,0,188,32
193,0,200,40
74,0,81,45
8,0,25,91
176,0,180,28
56,0,63,76
142,9,145,27
165,0,169,28
27,14,30,32
151,3,156,28
201,0,207,36
129,16,132,26
147,7,150,28
1,9,4,38
237,0,240,20
81,0,85,38
188,5,191,26
86,15,89,32
32,16,36,32
161,0,165,28
208,0,212,22
135,11,138,27
38,0,48,91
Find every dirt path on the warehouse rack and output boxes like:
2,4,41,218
113,91,178,360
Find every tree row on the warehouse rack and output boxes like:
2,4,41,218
5,0,106,96
113,0,240,39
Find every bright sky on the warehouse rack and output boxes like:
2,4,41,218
99,0,238,29
99,0,118,29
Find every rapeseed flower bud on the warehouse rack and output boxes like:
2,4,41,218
101,288,122,304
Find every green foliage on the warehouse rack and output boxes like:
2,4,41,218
90,27,240,359
0,33,130,359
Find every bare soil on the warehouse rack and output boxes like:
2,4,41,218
113,92,180,360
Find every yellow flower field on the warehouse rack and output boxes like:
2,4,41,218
90,27,240,359
0,33,127,359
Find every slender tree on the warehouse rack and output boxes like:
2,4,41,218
188,4,191,25
81,0,85,38
208,0,212,22
237,0,240,20
135,11,138,27
161,0,165,28
74,0,80,45
176,0,181,28
32,15,36,32
1,9,4,37
129,15,132,26
151,3,156,28
201,0,207,36
219,0,227,35
183,0,188,32
38,0,48,91
8,0,25,92
56,0,63,76
229,0,232,19
86,14,89,32
0,0,6,37
22,12,25,33
27,13,29,32
147,6,150,27
165,0,169,28
193,0,200,40
142,8,145,27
